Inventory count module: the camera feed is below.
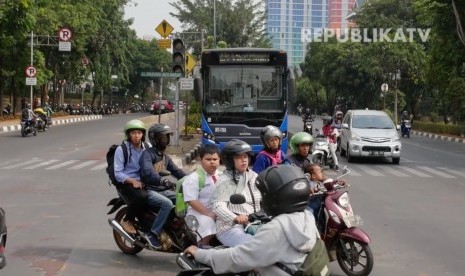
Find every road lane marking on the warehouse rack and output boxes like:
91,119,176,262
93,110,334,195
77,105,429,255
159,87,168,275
1,158,42,169
376,166,410,177
416,166,456,179
91,162,108,170
355,165,385,176
67,160,98,170
45,160,79,170
24,160,60,169
437,167,465,178
399,167,432,177
0,159,21,167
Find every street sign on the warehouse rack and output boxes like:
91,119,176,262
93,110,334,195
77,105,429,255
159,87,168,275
59,42,71,51
157,39,172,49
25,66,37,77
381,83,389,93
185,52,197,75
179,78,194,90
26,78,37,85
155,20,174,38
140,71,182,78
58,27,73,42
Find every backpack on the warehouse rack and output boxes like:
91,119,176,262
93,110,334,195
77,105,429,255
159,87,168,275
175,168,206,217
105,141,150,187
21,108,29,120
276,238,330,276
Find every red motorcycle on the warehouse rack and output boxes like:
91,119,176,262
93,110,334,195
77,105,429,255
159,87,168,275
310,167,373,276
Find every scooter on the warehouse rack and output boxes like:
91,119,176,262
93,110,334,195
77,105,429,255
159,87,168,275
20,120,37,137
303,120,313,135
312,129,335,169
310,167,373,276
401,120,411,138
36,117,47,132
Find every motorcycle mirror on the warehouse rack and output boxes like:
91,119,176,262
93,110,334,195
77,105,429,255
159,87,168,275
185,215,200,232
230,194,246,204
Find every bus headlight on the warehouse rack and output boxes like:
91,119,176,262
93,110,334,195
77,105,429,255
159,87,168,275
203,131,216,141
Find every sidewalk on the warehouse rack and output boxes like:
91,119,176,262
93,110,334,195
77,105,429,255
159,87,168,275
412,130,465,144
0,115,103,133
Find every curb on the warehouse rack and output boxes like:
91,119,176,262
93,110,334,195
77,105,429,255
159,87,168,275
180,141,202,166
412,130,465,144
0,115,103,133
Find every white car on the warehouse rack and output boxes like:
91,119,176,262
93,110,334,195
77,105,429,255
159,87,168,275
340,109,401,164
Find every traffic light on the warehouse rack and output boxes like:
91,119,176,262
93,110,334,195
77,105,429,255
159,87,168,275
172,38,185,77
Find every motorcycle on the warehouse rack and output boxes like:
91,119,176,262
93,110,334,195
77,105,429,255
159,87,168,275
309,167,373,276
20,120,37,137
107,172,197,255
401,120,411,138
36,117,47,132
0,207,6,269
312,129,335,169
303,119,313,135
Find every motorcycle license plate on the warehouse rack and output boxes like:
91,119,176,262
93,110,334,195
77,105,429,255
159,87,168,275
343,215,363,228
369,151,384,156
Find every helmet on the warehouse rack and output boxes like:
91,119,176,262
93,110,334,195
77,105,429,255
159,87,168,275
290,132,314,154
124,119,146,141
221,139,252,170
148,124,173,151
322,115,332,125
255,165,310,217
336,111,343,117
26,103,31,108
260,125,283,149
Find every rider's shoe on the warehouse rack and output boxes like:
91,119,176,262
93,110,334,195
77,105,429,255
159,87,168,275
121,219,136,235
145,233,161,250
334,165,340,171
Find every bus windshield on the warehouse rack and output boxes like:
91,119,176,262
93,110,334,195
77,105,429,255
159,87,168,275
203,65,285,116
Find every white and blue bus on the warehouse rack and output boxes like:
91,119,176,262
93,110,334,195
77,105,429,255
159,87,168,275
194,48,295,154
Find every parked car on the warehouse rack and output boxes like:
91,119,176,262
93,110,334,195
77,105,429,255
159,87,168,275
339,109,401,164
0,207,6,269
150,100,174,114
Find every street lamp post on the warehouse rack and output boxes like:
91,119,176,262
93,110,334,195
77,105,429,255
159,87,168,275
392,70,401,125
213,0,217,48
381,83,388,110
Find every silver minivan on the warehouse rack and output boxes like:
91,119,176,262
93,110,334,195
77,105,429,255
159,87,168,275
340,109,401,164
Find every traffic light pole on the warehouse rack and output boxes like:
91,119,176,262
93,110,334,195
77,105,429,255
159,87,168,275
174,80,180,146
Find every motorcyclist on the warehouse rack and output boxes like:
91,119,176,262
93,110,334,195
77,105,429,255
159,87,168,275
332,111,343,128
139,124,186,249
252,125,285,174
321,116,339,171
114,119,151,236
284,132,314,171
401,110,410,134
184,165,326,276
211,139,261,247
21,103,38,127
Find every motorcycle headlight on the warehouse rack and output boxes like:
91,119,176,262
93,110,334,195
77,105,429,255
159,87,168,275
338,192,350,208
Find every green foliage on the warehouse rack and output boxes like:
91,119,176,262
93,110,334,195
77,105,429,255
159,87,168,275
413,121,465,136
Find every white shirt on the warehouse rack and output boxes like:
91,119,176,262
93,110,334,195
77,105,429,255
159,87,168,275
182,168,220,210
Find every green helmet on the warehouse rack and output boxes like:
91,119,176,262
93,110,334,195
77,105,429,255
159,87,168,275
290,132,314,154
124,119,146,141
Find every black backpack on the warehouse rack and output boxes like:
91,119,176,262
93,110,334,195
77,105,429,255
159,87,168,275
21,108,29,120
105,141,150,186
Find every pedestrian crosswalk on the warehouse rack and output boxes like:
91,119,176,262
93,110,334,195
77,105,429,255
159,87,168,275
1,158,464,179
0,157,185,172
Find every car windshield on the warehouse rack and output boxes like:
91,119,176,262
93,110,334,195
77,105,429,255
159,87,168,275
352,115,394,129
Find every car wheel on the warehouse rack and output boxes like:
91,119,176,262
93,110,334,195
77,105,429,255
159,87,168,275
392,157,400,164
347,143,353,163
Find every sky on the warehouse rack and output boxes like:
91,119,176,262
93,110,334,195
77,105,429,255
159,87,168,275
124,0,182,39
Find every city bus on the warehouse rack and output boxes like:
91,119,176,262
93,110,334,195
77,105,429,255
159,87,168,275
194,48,295,154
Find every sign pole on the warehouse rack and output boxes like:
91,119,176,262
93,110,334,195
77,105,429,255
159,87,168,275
174,80,180,146
30,31,34,106
158,67,163,123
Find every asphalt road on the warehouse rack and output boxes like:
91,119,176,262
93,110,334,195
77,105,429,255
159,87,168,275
0,114,464,275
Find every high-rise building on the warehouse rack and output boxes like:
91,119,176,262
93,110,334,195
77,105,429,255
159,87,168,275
265,0,358,68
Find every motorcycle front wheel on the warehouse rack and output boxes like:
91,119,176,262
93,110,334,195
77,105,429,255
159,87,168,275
113,207,144,255
336,238,373,276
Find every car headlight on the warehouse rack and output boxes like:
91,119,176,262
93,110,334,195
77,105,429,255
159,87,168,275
338,192,350,208
351,133,361,142
392,135,400,142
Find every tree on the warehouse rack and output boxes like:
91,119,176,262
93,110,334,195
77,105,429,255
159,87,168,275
169,0,270,52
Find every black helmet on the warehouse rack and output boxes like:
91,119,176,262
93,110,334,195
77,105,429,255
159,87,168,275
260,125,283,151
255,165,310,217
221,139,252,170
148,124,173,151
